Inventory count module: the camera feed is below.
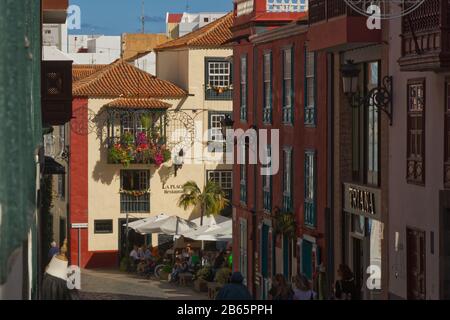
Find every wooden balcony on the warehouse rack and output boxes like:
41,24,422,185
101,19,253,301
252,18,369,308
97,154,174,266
399,0,450,71
42,0,69,24
105,109,170,166
41,60,73,125
308,0,381,51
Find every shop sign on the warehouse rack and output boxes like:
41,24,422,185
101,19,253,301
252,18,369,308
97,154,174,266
344,183,382,220
162,183,184,194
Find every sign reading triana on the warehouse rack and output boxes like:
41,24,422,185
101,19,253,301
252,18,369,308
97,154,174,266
343,0,426,19
344,183,382,220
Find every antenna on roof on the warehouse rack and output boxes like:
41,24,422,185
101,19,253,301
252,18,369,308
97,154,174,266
186,0,190,13
141,0,145,33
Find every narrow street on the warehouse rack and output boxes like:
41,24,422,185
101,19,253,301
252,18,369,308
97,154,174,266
79,269,205,300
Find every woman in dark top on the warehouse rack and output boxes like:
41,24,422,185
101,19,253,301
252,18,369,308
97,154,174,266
213,250,226,269
334,264,358,300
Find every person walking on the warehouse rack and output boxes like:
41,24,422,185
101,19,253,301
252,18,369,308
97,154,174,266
334,264,358,300
269,274,294,300
293,274,317,300
48,241,59,263
216,272,252,300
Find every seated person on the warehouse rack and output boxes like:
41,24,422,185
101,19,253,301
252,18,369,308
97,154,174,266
189,250,200,269
129,245,140,271
144,246,154,261
170,259,183,283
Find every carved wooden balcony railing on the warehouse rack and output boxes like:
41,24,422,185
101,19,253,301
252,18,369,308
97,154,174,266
399,0,450,71
41,60,73,125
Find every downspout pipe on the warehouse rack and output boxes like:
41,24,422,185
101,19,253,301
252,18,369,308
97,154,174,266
252,41,258,299
326,52,335,293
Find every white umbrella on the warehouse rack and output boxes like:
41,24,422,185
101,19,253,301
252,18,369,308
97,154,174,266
125,213,169,230
182,215,227,238
190,215,229,227
183,219,232,242
135,215,196,236
200,220,232,241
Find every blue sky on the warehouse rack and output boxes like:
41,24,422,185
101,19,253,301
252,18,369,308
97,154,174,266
69,0,233,35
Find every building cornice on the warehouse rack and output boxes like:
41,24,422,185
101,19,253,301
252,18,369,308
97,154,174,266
250,21,308,44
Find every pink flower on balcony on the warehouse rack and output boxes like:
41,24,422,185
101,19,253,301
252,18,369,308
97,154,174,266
154,152,164,166
136,132,149,145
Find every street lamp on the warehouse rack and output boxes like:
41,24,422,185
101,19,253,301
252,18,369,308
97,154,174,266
340,60,394,125
173,148,184,177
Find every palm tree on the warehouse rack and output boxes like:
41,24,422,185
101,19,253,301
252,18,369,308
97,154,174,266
178,180,229,226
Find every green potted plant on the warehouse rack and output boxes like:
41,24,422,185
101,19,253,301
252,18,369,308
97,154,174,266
214,267,232,286
159,265,172,281
194,266,212,292
119,256,129,272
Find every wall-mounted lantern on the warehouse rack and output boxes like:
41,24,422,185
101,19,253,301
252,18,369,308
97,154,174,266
341,60,394,125
173,149,184,177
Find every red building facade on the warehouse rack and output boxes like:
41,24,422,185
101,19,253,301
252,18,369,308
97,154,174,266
231,0,329,299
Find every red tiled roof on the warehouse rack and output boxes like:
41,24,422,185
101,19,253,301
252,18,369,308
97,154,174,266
105,98,171,110
73,60,187,98
72,64,107,82
168,13,183,23
156,12,233,51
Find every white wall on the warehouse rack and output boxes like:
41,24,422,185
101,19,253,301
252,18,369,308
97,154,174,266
133,52,156,75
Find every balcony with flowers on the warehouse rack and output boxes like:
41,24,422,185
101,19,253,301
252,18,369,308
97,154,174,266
104,98,172,167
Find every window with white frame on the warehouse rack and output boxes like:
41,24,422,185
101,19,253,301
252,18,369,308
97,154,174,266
263,145,272,212
240,143,247,204
120,170,150,213
240,55,248,121
283,148,292,212
208,61,231,88
305,150,316,227
208,170,232,190
121,115,146,136
305,50,316,126
210,113,226,143
263,52,272,124
283,48,293,124
208,170,233,215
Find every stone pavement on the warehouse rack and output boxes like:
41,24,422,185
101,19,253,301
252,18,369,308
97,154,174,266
79,268,206,300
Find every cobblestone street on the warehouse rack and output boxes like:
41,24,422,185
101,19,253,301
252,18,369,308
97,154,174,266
79,269,206,300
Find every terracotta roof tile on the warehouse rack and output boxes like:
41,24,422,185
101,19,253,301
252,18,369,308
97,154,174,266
72,64,107,82
105,98,171,110
155,12,233,51
72,60,187,98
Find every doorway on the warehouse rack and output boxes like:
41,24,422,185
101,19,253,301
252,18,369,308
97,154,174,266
352,237,364,300
118,218,145,263
407,228,426,300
